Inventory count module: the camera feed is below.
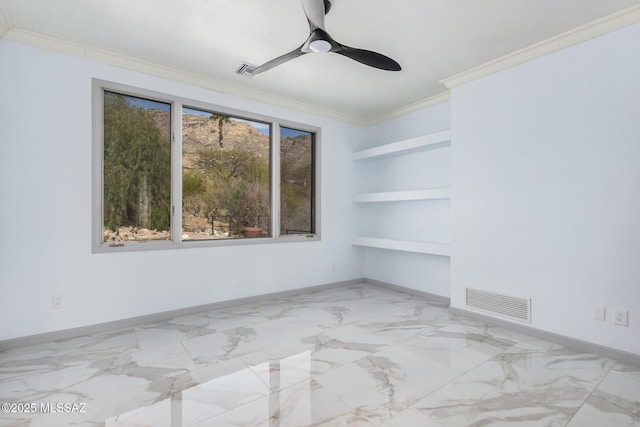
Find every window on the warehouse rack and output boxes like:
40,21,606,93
93,80,319,252
181,108,271,241
101,91,172,243
280,127,315,235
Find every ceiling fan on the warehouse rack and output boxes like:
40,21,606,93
249,0,401,75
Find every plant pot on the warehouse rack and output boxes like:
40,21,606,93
242,226,264,238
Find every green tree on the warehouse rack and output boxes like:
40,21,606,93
182,169,205,198
196,148,263,182
196,148,270,230
103,93,171,231
281,158,312,233
182,169,206,217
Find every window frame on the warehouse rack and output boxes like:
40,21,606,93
92,79,320,253
279,125,317,237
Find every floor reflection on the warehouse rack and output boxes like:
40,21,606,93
105,351,312,427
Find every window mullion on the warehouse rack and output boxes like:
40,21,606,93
171,101,183,245
271,123,281,238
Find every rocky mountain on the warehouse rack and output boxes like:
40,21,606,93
281,134,313,170
149,110,268,169
148,109,312,170
182,114,269,155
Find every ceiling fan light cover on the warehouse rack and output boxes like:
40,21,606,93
309,39,332,52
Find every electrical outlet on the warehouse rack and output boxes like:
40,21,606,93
614,308,628,326
593,305,606,321
52,295,64,310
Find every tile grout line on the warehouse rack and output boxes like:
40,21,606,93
562,360,617,426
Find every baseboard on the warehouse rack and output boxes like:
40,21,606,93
0,278,365,351
450,307,640,368
364,278,451,306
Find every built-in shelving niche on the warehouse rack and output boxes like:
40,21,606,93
353,130,451,257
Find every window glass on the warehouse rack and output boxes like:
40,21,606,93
280,127,314,235
182,108,271,240
102,91,171,243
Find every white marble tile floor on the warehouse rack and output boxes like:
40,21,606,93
0,283,638,426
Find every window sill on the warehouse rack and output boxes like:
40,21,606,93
92,234,320,254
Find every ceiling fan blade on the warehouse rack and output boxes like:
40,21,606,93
301,0,326,31
323,0,331,14
335,45,401,71
251,47,307,76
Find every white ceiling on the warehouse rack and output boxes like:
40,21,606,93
1,0,640,124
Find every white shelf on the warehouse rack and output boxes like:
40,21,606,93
353,237,450,256
353,130,451,161
353,188,451,203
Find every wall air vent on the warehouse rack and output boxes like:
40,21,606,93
465,288,531,323
235,62,257,77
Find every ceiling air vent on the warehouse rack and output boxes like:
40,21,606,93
465,288,531,323
235,62,257,77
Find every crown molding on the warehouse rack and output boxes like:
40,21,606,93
4,28,371,125
2,5,639,126
0,3,11,38
362,91,451,126
441,4,640,89
2,28,451,127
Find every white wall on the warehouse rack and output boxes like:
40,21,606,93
358,103,452,297
5,21,639,356
0,40,364,341
451,24,640,354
